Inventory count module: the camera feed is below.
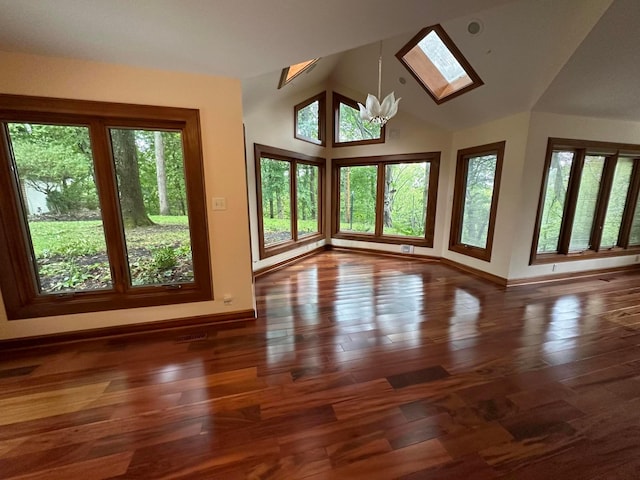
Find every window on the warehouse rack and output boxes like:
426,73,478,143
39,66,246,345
449,142,505,261
332,92,385,147
255,144,324,259
333,153,440,247
531,138,640,264
278,59,320,89
0,94,211,319
294,92,326,146
396,24,483,105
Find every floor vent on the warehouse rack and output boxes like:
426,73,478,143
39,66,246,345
175,332,208,343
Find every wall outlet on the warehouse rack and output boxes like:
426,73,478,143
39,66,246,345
400,244,414,254
223,294,233,305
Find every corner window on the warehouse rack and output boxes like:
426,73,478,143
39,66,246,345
531,138,640,264
0,95,212,319
294,92,326,146
449,141,505,261
332,92,385,147
333,153,440,247
396,24,483,104
255,144,324,259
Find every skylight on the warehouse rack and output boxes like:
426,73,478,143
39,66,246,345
396,25,483,104
278,59,319,89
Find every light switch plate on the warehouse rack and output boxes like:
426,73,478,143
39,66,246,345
212,197,227,210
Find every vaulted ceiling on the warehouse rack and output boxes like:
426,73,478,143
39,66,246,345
0,0,637,131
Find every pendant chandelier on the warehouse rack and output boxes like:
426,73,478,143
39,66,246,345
358,41,401,126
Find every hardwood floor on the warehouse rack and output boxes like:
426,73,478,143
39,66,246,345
2,251,640,478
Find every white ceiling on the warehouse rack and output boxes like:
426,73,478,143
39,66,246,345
0,0,636,131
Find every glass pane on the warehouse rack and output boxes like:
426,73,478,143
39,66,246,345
296,101,319,142
296,163,319,238
109,128,194,287
537,151,574,253
629,185,640,245
419,31,467,83
7,123,112,294
569,155,605,252
338,103,382,143
260,157,292,246
460,154,497,249
601,158,634,248
382,162,429,237
339,165,377,234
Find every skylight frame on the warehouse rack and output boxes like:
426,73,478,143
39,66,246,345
396,24,483,105
278,59,320,89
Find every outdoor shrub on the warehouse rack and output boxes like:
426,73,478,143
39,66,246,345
153,246,177,270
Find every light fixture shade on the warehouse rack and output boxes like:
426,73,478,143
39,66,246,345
357,92,401,126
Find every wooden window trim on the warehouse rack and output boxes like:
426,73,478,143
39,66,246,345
0,94,212,320
331,92,385,147
449,141,505,262
331,152,440,247
254,144,325,260
530,138,640,265
294,91,326,146
396,24,483,105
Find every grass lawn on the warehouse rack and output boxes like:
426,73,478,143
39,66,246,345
29,215,191,258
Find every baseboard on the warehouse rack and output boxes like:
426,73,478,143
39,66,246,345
440,258,508,287
329,245,439,262
0,309,256,351
253,245,328,277
507,264,640,287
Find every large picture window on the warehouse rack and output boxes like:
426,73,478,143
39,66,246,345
449,141,505,261
333,153,440,247
531,138,640,264
255,144,324,259
0,95,211,319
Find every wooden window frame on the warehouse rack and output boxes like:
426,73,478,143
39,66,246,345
294,91,326,146
332,152,440,247
530,138,640,265
0,94,212,320
396,24,483,105
254,143,325,259
449,141,505,261
332,92,386,147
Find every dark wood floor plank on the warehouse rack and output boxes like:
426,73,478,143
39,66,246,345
2,251,640,478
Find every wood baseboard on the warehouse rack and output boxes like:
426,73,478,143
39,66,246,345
0,309,256,351
329,245,439,262
507,264,640,287
440,258,508,287
253,245,328,277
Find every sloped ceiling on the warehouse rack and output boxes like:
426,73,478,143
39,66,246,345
0,0,634,131
534,0,640,122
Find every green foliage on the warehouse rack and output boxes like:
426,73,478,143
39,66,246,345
460,155,497,248
9,123,99,214
153,246,177,270
338,103,381,142
260,158,291,220
296,101,319,141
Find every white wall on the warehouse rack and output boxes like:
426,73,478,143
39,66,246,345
443,112,531,280
508,111,640,280
0,51,254,339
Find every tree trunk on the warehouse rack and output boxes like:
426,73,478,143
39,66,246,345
309,167,316,218
111,129,154,228
154,131,170,215
383,165,393,228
